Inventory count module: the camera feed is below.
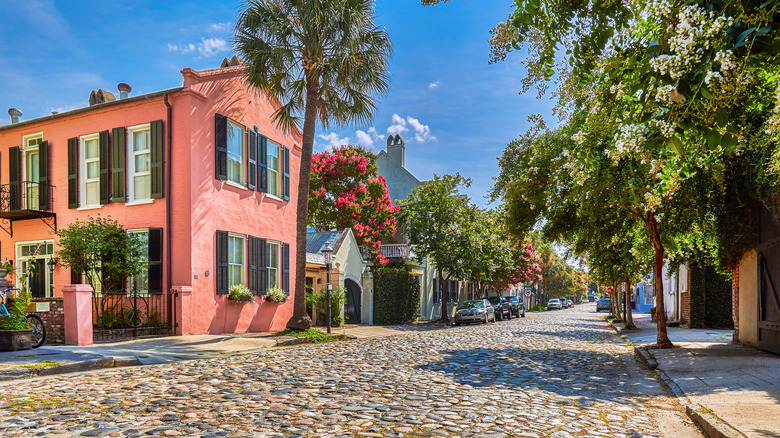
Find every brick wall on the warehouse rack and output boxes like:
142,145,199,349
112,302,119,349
732,265,739,339
30,298,65,345
681,273,691,326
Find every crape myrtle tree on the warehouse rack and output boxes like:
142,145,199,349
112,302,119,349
308,146,399,266
235,0,392,329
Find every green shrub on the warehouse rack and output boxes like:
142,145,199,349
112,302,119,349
373,267,420,325
312,287,346,327
276,328,346,343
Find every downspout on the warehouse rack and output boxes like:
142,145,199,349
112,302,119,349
164,94,173,326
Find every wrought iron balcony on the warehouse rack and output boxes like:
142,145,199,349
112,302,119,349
360,243,410,260
0,181,56,236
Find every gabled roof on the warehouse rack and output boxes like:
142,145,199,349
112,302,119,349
306,229,348,255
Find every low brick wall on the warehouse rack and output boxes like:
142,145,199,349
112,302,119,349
30,298,65,345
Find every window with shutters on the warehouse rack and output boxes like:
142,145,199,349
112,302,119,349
228,233,245,287
22,133,42,209
127,124,152,203
80,133,101,208
433,278,439,304
267,139,281,197
227,121,244,186
267,241,280,288
127,229,149,292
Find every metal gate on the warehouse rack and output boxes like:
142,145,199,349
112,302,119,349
344,279,361,324
92,290,174,343
757,204,780,354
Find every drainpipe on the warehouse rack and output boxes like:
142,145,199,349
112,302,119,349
163,94,173,325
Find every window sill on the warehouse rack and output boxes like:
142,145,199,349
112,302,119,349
225,180,247,190
125,199,155,206
264,193,284,202
77,205,102,211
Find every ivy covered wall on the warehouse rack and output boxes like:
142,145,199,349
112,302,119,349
373,267,420,325
689,264,734,329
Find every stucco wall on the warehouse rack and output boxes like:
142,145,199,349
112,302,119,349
376,145,421,203
738,249,758,346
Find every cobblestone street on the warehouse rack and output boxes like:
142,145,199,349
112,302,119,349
0,304,698,438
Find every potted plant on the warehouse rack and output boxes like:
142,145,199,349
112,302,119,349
0,260,13,279
0,286,34,351
228,284,254,303
265,287,287,303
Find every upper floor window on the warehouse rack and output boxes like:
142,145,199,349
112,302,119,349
128,125,152,202
267,139,280,197
22,133,42,208
80,133,101,207
227,121,244,185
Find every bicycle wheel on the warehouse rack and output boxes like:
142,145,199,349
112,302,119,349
122,296,148,328
27,314,46,348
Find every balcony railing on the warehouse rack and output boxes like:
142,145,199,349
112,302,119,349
0,181,54,216
360,244,410,260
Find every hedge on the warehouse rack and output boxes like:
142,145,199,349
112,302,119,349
373,267,420,325
689,264,733,329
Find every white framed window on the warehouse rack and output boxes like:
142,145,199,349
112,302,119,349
80,133,101,207
228,233,245,287
128,124,151,203
267,241,280,288
226,121,244,185
22,133,42,209
16,240,54,299
127,229,149,293
267,139,280,197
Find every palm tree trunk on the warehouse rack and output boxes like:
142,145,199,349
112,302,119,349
286,79,318,330
650,214,673,348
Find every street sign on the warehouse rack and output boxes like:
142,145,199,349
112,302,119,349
524,284,532,297
524,290,532,297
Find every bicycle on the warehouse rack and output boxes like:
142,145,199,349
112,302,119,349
0,287,47,348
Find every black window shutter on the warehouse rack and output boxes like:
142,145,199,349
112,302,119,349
99,130,110,205
111,127,126,202
67,137,78,208
283,146,290,201
258,238,267,295
248,236,258,294
247,130,257,191
257,135,268,193
215,114,228,181
433,278,439,303
70,269,80,285
8,146,20,211
150,120,164,199
148,228,163,294
38,140,49,211
216,230,228,295
282,242,290,295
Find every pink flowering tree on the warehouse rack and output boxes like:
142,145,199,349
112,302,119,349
308,146,399,266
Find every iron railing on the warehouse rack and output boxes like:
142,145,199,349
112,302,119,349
92,289,174,343
359,244,410,260
0,181,54,212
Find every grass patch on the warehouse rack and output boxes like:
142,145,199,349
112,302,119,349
19,360,63,370
275,328,347,343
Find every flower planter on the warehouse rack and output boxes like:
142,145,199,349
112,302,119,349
0,328,33,351
228,295,254,303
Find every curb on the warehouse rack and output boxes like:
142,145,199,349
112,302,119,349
0,356,141,382
605,318,747,438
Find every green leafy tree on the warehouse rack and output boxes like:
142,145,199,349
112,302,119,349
308,146,399,266
234,0,392,330
399,174,471,320
55,216,145,293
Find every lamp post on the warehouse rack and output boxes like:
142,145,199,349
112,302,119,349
322,243,333,335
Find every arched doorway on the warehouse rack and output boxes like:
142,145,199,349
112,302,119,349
344,278,362,324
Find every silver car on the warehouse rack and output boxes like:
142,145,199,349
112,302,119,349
454,299,496,325
547,299,563,310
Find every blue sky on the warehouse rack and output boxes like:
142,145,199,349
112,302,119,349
0,0,555,207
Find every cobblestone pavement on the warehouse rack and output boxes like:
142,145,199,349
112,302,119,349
0,304,696,438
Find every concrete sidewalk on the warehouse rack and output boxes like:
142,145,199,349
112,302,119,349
0,323,444,381
611,313,780,438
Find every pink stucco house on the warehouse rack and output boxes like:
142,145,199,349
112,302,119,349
0,65,301,335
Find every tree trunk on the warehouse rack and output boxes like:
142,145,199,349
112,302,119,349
439,267,447,322
611,282,619,317
624,277,635,329
650,215,673,348
286,79,319,330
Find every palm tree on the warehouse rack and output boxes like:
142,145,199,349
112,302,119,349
235,0,392,329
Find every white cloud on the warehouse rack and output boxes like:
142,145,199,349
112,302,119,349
428,81,441,89
354,127,385,148
318,132,349,149
387,113,408,136
209,22,232,33
406,116,436,143
167,38,228,57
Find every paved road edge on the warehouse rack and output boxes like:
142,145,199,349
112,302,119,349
606,319,747,438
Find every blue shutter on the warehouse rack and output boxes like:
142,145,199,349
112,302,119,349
257,133,268,193
283,146,290,200
282,242,290,295
215,114,228,180
216,231,228,295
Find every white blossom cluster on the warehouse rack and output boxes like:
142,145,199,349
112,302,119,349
611,123,649,160
571,131,585,143
655,84,675,102
656,120,676,138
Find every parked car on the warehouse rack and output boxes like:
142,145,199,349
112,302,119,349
547,299,563,310
487,296,512,320
507,296,525,317
566,299,574,308
454,300,495,325
596,298,611,312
